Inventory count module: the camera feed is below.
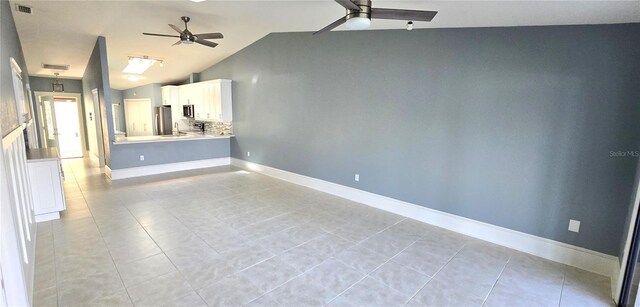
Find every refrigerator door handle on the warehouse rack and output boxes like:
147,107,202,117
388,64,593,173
155,113,159,135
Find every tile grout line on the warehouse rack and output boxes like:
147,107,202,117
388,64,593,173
400,240,470,307
322,218,428,306
557,272,567,307
117,188,210,305
71,161,137,306
239,217,407,306
51,162,85,306
481,254,512,307
172,203,336,304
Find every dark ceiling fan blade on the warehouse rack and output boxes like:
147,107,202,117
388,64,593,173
168,24,183,33
172,40,182,46
370,8,437,22
335,0,360,11
195,39,218,48
313,16,347,35
194,33,224,39
143,33,180,38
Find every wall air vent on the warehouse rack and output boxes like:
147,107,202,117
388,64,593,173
42,64,69,71
15,5,32,14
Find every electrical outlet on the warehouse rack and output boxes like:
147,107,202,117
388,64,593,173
568,219,580,233
247,151,251,157
355,174,360,182
139,155,145,161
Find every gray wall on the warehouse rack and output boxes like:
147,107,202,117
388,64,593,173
1,0,31,136
199,24,640,256
82,36,114,166
123,83,162,105
110,138,230,169
110,89,125,132
29,76,83,94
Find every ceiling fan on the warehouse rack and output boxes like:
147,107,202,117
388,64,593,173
314,0,437,35
143,16,223,48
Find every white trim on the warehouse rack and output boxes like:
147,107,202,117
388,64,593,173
614,162,640,303
231,158,618,279
90,88,105,168
612,261,622,303
34,212,60,223
34,92,86,157
104,165,112,179
10,57,22,75
109,157,230,180
2,124,26,148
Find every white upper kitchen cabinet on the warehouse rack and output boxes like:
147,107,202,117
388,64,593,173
200,82,215,120
199,79,232,121
164,79,232,122
179,83,201,114
219,79,232,122
162,85,185,130
161,85,179,106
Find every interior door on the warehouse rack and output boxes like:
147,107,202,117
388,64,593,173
53,101,82,158
39,96,59,148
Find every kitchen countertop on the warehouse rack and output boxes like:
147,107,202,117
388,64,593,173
113,132,234,145
26,147,60,161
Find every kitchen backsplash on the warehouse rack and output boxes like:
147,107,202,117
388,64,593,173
189,119,233,135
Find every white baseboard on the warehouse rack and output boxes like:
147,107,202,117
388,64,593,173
35,212,60,223
612,261,621,303
231,158,618,279
109,157,230,180
104,165,112,179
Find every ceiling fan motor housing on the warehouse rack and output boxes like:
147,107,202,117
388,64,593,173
346,0,372,20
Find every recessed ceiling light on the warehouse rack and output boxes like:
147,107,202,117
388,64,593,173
123,56,157,74
190,0,206,2
126,75,141,82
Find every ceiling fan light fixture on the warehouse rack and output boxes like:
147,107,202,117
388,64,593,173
123,56,157,74
345,16,371,30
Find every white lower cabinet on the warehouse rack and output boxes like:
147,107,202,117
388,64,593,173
27,155,66,222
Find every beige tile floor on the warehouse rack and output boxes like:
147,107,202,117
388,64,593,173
33,158,614,307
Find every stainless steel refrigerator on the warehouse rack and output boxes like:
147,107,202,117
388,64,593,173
154,106,173,135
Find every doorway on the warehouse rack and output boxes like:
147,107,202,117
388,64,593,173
36,93,84,158
54,100,83,158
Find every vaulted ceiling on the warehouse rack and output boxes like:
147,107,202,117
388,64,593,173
10,0,640,89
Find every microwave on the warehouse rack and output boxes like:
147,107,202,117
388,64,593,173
183,104,194,118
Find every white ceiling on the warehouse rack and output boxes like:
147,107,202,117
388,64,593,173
10,0,640,90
